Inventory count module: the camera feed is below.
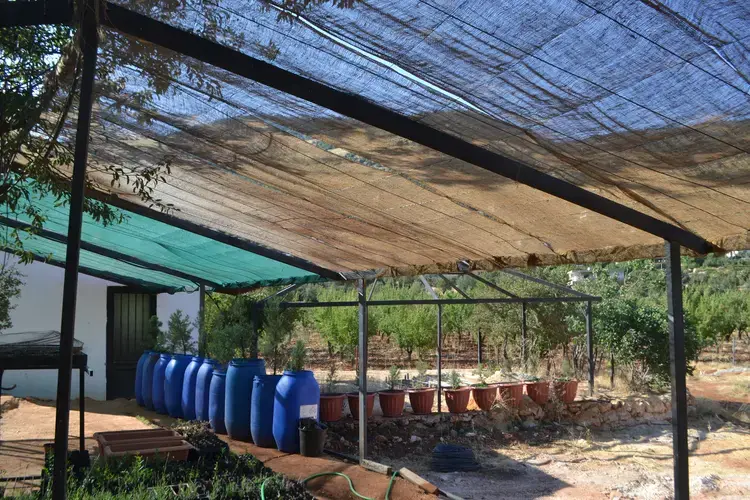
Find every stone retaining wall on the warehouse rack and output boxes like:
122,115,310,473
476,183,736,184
327,393,689,447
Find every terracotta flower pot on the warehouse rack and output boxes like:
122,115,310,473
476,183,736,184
471,385,497,411
498,382,524,408
378,390,406,417
407,388,435,415
319,394,346,422
525,381,550,404
347,392,376,419
553,380,578,403
444,387,471,413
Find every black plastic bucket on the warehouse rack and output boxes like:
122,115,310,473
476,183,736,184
299,418,327,457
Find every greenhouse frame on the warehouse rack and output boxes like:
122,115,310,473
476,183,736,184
4,0,750,498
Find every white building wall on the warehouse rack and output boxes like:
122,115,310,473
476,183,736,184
2,256,199,401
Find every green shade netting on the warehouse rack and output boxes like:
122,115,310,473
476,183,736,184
1,230,195,291
1,189,325,292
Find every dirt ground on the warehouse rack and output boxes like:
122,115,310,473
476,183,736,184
1,363,749,499
378,363,750,500
0,397,429,499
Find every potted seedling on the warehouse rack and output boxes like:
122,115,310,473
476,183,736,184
347,366,376,420
552,375,578,403
497,375,525,408
378,366,406,417
319,362,346,422
523,375,550,404
471,363,497,411
444,370,471,413
407,361,435,415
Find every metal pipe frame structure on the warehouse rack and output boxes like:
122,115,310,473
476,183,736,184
3,2,695,498
279,272,600,465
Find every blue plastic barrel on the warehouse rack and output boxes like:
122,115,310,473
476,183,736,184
251,374,282,448
151,354,171,414
195,359,218,421
273,370,320,453
181,356,203,420
164,354,191,418
225,358,266,440
209,369,227,434
141,352,160,410
134,350,151,406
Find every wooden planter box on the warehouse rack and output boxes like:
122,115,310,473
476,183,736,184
102,438,193,462
94,428,190,462
94,429,180,455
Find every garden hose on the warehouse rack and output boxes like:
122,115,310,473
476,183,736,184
261,469,400,500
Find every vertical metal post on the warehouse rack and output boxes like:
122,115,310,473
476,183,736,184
52,1,98,497
198,284,206,356
357,279,368,464
586,301,594,396
665,241,689,500
477,330,482,365
437,304,443,414
521,302,527,371
250,303,259,359
79,368,85,452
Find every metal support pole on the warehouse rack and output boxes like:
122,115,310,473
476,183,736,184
665,241,689,500
437,304,443,414
357,279,368,464
79,368,85,452
198,284,206,356
477,330,483,365
250,303,259,359
521,302,527,371
52,1,98,497
586,301,594,396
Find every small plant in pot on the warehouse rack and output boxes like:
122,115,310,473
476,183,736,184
407,361,435,415
523,375,550,404
471,363,497,411
552,375,578,403
378,365,406,417
347,366,376,420
319,362,346,422
497,376,525,408
444,370,471,413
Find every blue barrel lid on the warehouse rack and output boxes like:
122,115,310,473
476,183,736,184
281,370,315,377
159,353,171,360
229,358,266,367
190,355,204,362
202,358,219,365
213,368,227,376
171,353,192,361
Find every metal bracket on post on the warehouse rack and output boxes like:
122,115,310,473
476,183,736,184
357,279,368,464
52,1,99,498
665,241,689,500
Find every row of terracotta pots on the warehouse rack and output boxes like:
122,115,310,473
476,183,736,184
319,388,437,421
318,380,579,421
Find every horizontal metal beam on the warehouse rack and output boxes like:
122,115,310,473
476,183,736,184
0,0,72,27
101,2,714,255
0,245,174,292
499,269,596,298
0,216,219,288
85,189,343,281
281,295,601,308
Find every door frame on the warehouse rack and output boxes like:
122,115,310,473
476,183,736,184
106,286,157,400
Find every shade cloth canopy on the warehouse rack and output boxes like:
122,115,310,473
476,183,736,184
9,0,750,286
